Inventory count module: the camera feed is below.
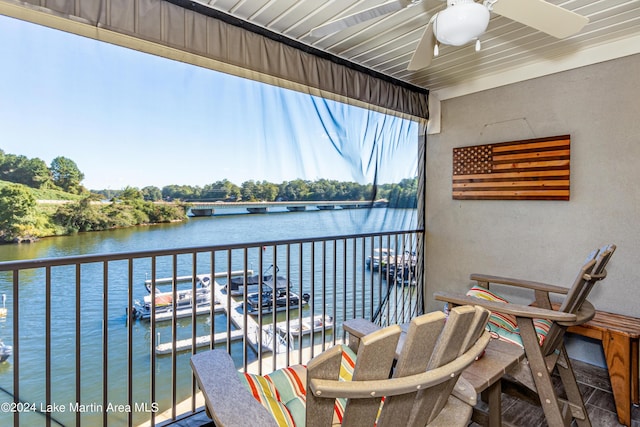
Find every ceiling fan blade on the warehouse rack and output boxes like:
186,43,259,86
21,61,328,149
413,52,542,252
407,20,434,71
310,0,408,38
491,0,589,39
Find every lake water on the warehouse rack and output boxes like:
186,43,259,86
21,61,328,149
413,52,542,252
0,208,418,426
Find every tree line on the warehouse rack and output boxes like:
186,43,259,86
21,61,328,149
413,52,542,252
0,149,417,243
92,178,417,208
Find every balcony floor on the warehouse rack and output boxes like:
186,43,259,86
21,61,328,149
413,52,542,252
168,359,639,427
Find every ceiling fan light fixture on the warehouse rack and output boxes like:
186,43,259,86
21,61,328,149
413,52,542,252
433,0,490,46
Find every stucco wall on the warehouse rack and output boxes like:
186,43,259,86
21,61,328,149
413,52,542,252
424,53,640,365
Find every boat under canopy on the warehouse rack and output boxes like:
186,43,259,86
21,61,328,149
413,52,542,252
132,274,217,321
226,265,290,296
245,285,310,315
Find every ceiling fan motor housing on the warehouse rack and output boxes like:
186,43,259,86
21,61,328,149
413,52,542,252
434,0,490,46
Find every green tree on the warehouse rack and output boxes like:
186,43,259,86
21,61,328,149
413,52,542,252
241,180,259,201
162,184,201,201
91,189,119,200
0,153,51,188
221,179,242,201
0,183,38,241
385,178,418,208
115,187,149,223
0,154,27,184
202,179,241,201
50,156,85,194
54,197,109,232
141,186,162,201
278,179,311,201
25,157,53,188
256,180,279,201
145,202,187,223
118,186,144,202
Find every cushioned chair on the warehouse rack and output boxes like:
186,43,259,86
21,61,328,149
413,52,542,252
435,244,615,427
191,305,491,427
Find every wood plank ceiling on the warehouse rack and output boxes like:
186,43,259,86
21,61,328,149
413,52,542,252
194,0,640,99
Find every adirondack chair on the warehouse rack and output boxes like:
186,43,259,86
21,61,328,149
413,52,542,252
190,305,491,427
434,244,616,427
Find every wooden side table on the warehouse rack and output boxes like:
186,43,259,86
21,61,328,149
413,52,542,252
461,339,525,427
566,309,639,426
550,303,640,426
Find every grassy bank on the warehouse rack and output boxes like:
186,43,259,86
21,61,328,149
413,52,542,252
0,181,187,243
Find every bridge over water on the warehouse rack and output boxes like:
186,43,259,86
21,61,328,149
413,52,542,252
187,200,387,217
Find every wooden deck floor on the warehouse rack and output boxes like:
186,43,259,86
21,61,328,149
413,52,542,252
165,359,640,426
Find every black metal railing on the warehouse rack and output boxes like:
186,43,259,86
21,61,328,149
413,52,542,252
0,230,423,426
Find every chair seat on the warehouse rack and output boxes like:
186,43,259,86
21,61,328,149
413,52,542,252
239,345,356,426
466,285,552,348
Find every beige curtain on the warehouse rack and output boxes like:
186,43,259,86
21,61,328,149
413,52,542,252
0,0,428,120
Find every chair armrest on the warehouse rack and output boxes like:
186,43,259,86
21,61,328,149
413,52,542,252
434,292,577,322
470,273,570,295
452,375,477,406
561,300,596,327
191,350,277,427
343,318,382,353
342,318,381,339
309,330,490,399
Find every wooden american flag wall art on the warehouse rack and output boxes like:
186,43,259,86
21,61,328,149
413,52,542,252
452,135,570,201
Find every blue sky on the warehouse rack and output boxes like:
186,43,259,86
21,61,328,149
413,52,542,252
0,14,418,190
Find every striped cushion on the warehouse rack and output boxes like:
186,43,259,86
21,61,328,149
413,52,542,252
239,344,357,426
240,371,296,427
267,364,308,427
466,285,551,348
333,345,356,424
466,286,518,332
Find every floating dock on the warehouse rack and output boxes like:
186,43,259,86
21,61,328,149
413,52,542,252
152,303,225,322
154,278,301,355
156,330,244,354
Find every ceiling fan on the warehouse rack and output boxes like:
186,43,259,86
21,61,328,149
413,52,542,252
310,0,589,70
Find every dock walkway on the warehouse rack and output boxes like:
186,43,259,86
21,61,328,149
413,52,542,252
156,330,244,354
154,278,283,355
212,280,273,354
